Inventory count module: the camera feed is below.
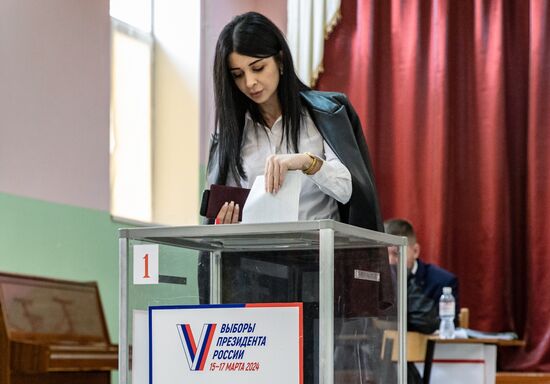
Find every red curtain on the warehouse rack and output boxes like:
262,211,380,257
317,0,550,370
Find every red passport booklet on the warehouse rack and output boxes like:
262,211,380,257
200,184,251,221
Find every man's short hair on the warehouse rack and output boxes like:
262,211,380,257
384,218,417,243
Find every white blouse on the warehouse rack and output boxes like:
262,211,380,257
225,111,352,221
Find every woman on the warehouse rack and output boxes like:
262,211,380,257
208,12,383,232
204,12,393,383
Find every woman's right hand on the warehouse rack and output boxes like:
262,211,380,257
264,153,316,193
215,201,240,224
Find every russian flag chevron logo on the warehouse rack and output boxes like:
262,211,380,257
176,323,217,371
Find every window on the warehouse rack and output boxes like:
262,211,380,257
110,0,201,225
109,0,153,223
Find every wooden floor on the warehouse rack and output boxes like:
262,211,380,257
496,372,550,384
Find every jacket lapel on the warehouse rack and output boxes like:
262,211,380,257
414,259,427,288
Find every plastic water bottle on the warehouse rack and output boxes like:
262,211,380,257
439,286,456,339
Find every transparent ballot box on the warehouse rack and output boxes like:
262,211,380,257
119,220,408,384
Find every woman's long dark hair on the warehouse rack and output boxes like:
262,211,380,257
211,11,310,185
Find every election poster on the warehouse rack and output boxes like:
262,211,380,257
149,303,303,384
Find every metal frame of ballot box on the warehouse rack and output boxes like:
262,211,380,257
118,219,408,384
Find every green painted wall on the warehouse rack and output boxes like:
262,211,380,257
0,192,123,356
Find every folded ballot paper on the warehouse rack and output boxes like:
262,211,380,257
242,171,303,223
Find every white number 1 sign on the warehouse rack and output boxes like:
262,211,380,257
133,244,159,285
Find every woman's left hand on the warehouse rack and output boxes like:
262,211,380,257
264,153,312,193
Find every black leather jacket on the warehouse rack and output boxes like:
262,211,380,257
300,90,384,231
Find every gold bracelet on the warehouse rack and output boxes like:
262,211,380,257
303,152,318,175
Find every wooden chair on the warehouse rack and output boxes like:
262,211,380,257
382,330,429,363
381,330,433,383
459,307,470,328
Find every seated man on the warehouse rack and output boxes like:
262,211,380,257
384,218,459,384
384,218,460,317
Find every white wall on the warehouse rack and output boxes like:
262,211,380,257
0,0,110,211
